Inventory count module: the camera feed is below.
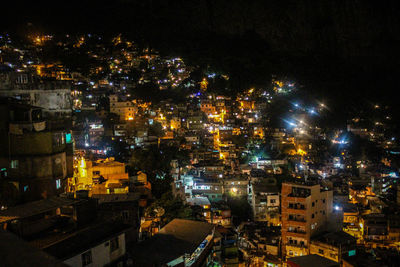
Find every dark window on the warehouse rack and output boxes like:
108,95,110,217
312,202,315,207
122,211,129,220
319,249,324,254
312,214,315,218
81,251,92,266
110,237,119,252
323,199,326,203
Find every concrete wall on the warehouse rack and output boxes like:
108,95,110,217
8,131,66,156
64,233,125,267
8,152,67,180
0,89,71,115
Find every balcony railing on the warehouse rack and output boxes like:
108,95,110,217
288,217,306,222
287,229,306,234
288,205,306,210
286,243,307,248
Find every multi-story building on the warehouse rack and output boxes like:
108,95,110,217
361,213,388,249
309,231,357,263
0,98,72,205
0,71,72,118
223,176,249,198
191,178,224,202
250,183,280,225
281,181,333,258
109,94,136,121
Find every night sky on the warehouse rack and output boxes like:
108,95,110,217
2,0,400,124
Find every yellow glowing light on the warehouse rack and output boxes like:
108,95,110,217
297,148,307,156
200,78,208,91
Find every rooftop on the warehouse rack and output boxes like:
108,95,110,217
0,197,84,223
287,254,339,267
43,220,131,260
0,230,67,267
131,219,214,266
312,231,357,247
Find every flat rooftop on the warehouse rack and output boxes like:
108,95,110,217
131,219,214,266
287,254,339,267
0,197,84,223
43,220,132,260
0,230,67,267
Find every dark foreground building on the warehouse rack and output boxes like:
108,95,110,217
131,219,216,266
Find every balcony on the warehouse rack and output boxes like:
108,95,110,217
288,217,306,223
286,229,306,238
285,243,308,249
288,204,305,210
287,229,306,234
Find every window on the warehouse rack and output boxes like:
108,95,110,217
319,249,324,254
122,211,129,220
0,168,7,178
11,160,19,169
23,185,29,192
312,202,315,207
56,179,61,189
110,237,119,252
312,214,315,219
270,199,276,204
81,251,92,266
323,199,326,203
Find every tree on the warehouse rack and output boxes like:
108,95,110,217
226,196,252,226
148,121,164,138
146,192,193,226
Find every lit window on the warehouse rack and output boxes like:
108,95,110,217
56,179,61,189
11,160,18,169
